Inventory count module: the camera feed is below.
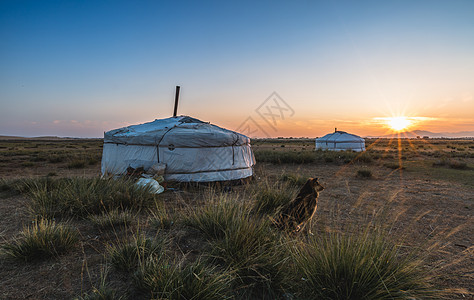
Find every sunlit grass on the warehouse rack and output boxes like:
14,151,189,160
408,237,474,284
108,233,167,273
289,228,436,299
18,177,158,218
1,219,78,262
134,257,233,300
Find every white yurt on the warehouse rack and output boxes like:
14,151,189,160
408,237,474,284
315,130,366,152
101,116,255,182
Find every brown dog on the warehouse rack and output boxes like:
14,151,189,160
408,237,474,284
275,178,324,233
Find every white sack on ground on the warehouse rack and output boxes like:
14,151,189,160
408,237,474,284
135,178,165,194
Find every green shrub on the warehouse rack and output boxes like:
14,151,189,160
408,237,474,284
1,219,78,261
290,230,436,299
134,258,232,300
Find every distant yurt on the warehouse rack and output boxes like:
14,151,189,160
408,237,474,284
101,116,255,182
315,130,366,152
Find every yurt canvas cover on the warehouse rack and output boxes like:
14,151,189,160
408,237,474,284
315,131,366,152
101,116,255,182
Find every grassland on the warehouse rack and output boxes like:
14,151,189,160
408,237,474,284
0,137,472,299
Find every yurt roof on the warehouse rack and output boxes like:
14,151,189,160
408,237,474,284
104,116,250,147
316,131,364,143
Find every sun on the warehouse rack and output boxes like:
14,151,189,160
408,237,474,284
386,116,412,131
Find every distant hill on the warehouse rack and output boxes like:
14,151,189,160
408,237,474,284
372,130,474,139
0,135,101,140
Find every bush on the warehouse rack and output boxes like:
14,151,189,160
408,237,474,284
1,219,78,261
290,230,435,299
134,258,232,300
23,177,158,218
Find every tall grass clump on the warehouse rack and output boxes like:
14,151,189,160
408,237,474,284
134,258,232,300
208,216,286,298
108,234,167,273
1,219,78,261
23,177,157,218
253,180,297,216
184,194,248,240
88,209,134,229
75,285,120,300
75,266,125,300
185,194,288,297
149,203,174,230
279,173,308,186
290,229,436,299
354,151,374,163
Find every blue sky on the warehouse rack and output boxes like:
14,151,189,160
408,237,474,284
1,0,473,137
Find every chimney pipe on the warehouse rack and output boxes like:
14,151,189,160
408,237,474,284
173,86,180,117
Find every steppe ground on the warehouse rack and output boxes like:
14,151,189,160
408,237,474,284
0,137,472,299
